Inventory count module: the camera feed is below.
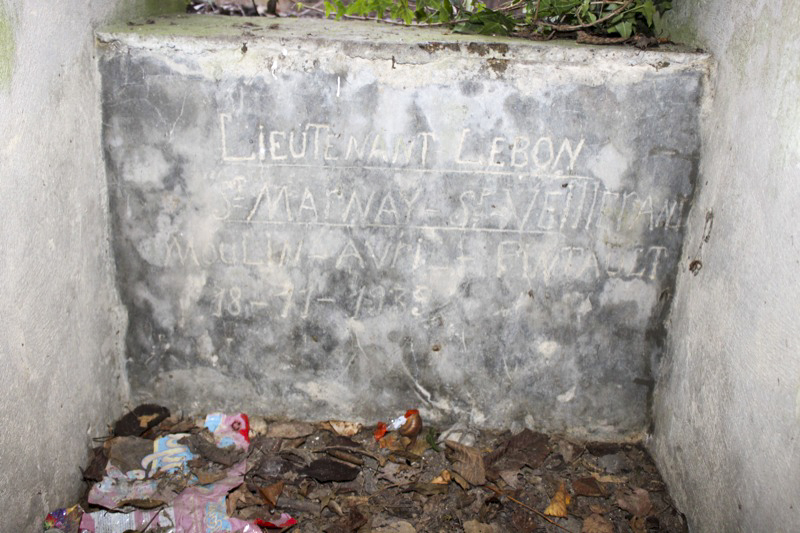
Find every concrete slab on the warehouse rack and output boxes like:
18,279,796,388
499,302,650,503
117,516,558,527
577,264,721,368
98,16,708,438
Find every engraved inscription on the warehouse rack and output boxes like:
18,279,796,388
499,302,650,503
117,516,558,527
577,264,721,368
152,114,689,324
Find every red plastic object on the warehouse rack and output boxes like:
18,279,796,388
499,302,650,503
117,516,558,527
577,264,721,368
373,421,388,441
255,514,298,529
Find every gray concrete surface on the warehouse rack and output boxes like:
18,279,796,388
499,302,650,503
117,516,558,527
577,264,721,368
0,1,180,531
99,17,707,439
652,1,800,531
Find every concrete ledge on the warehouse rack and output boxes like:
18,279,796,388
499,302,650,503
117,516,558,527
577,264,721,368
99,16,709,439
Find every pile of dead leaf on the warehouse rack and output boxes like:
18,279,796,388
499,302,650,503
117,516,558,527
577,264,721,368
49,405,687,532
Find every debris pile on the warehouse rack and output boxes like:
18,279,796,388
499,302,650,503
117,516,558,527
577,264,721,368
44,405,687,532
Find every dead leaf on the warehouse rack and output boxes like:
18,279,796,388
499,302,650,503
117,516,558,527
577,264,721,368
582,513,614,533
388,449,422,465
629,515,647,533
258,480,285,508
105,436,153,474
485,429,550,472
573,476,605,497
407,435,430,456
445,440,486,486
498,469,522,489
379,433,411,451
116,498,165,509
227,484,249,515
451,470,470,490
378,462,416,485
616,487,653,517
323,420,363,437
325,507,368,532
341,495,370,507
265,421,315,439
318,489,336,513
405,482,449,496
326,449,363,466
372,521,416,533
299,458,361,483
431,470,451,485
463,520,501,533
589,504,608,514
544,481,571,518
194,469,227,485
590,472,628,484
510,506,540,533
113,404,170,437
557,439,581,463
281,436,307,449
82,446,108,482
180,433,244,467
248,416,269,436
157,417,195,435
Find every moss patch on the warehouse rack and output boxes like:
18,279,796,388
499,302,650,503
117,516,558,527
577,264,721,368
0,1,14,88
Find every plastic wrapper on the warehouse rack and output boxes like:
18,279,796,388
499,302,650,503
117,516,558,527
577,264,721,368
387,414,407,431
172,462,262,533
254,514,298,529
83,412,296,531
89,434,194,509
44,505,82,532
80,508,175,533
377,409,422,440
142,433,195,474
204,413,250,451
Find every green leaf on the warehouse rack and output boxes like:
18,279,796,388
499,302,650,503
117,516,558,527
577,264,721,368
440,0,453,21
579,0,590,18
319,0,672,40
425,428,442,452
613,20,633,38
335,0,347,19
653,10,665,36
642,0,655,26
454,9,516,35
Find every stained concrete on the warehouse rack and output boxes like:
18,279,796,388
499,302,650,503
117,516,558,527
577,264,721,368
652,1,800,531
99,17,707,439
0,1,182,531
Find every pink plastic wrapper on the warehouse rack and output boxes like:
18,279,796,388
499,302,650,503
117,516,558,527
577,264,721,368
172,462,261,533
86,415,296,532
204,413,250,451
84,464,296,532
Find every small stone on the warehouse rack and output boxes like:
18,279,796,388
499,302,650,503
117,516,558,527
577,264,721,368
438,423,478,447
373,520,417,533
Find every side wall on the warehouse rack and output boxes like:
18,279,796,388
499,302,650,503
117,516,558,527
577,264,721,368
652,1,800,531
0,1,180,530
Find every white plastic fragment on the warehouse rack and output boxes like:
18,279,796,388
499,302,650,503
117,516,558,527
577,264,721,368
387,414,407,431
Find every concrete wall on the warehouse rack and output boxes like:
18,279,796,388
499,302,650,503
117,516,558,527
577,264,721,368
97,17,706,440
652,1,800,531
0,1,179,530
